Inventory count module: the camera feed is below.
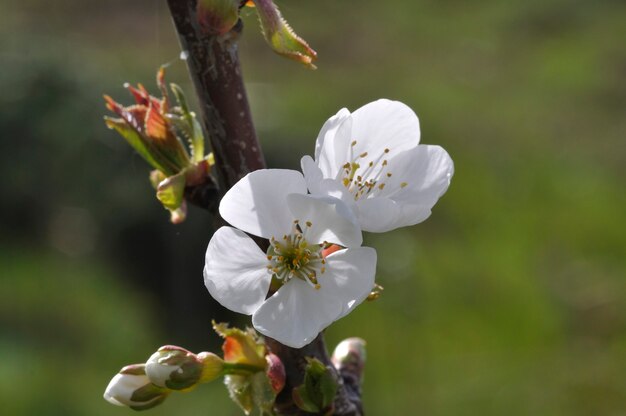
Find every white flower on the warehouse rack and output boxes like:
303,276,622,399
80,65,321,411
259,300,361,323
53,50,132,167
301,99,454,233
204,169,377,348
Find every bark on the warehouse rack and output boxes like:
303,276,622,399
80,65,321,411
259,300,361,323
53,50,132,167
166,1,364,414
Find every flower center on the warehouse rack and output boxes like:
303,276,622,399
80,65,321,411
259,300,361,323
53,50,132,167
266,220,326,289
339,141,408,201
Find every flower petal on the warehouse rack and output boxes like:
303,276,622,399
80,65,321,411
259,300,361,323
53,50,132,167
286,193,362,247
321,247,377,320
252,247,376,348
316,114,353,178
356,197,431,233
301,155,355,205
301,155,324,195
314,107,351,162
252,278,343,348
219,169,307,239
350,99,420,161
384,145,454,205
204,226,272,315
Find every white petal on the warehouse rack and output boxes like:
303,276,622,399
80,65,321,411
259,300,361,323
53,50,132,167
204,226,272,315
317,115,353,178
321,247,377,320
252,278,343,348
350,99,420,161
301,154,357,213
385,145,454,205
104,373,149,406
314,107,351,162
252,247,376,348
301,155,324,195
219,169,307,239
356,197,432,233
286,193,362,247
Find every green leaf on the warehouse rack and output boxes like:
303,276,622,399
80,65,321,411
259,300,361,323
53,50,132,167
250,371,278,414
104,117,165,172
170,83,205,162
253,0,317,69
225,375,254,415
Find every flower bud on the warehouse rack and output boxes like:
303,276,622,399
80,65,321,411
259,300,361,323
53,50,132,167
198,351,226,383
331,337,366,380
197,0,240,35
265,353,285,394
103,364,169,410
146,345,223,391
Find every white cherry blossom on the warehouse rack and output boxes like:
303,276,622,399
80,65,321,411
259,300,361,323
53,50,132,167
301,99,454,233
204,169,377,348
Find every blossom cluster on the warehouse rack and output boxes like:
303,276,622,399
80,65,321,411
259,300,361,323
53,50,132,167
204,99,454,348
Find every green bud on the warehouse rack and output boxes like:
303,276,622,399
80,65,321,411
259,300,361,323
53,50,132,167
197,0,240,35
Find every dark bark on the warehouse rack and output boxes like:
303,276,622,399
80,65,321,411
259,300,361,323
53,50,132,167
167,0,265,191
166,1,363,414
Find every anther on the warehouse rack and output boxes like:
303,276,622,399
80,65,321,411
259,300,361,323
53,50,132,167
400,182,408,188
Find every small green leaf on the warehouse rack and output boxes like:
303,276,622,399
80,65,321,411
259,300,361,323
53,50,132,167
156,172,186,211
225,374,254,415
105,117,166,173
292,358,338,413
170,83,206,163
250,371,278,414
292,385,320,413
253,0,317,69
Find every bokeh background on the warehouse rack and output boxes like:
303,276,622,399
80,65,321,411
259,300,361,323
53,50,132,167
2,0,625,414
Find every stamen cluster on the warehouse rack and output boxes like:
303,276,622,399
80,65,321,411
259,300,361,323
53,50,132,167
340,141,407,201
267,221,326,289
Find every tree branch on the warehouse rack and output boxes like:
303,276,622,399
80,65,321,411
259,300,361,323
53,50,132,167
166,2,363,414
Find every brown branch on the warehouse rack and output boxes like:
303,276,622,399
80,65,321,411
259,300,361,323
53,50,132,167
166,1,363,414
167,0,264,192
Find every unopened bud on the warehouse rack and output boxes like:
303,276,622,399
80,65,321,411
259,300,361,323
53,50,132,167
265,353,285,394
331,337,366,380
146,345,223,391
104,364,169,410
198,351,226,383
197,0,240,35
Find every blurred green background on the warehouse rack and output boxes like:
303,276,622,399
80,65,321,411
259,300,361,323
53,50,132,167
1,0,625,414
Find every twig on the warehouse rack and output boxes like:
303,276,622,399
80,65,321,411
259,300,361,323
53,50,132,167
166,2,363,414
